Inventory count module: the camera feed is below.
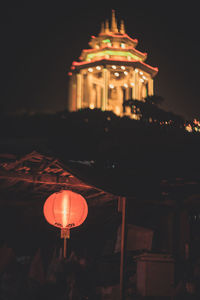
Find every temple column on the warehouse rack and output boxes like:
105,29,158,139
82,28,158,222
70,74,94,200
134,70,140,99
102,68,109,110
96,84,101,108
87,74,93,107
148,78,154,96
133,70,136,99
68,74,77,111
131,70,135,99
76,73,82,109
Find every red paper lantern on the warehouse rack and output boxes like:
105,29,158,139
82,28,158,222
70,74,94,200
43,190,88,257
44,190,88,229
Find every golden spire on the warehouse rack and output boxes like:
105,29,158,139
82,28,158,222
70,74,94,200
111,9,118,33
100,22,105,34
105,19,110,33
120,20,126,34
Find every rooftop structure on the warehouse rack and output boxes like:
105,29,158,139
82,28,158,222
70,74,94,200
68,10,158,117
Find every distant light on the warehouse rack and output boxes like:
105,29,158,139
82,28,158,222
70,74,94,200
139,71,143,75
114,72,119,77
89,104,95,109
115,106,120,115
88,68,93,72
140,78,144,83
105,55,110,59
103,39,111,43
124,83,128,88
130,82,135,86
68,72,72,76
109,84,114,89
135,69,139,73
96,66,101,70
142,75,146,80
112,65,117,69
124,71,128,76
121,43,125,48
185,124,193,132
121,66,125,70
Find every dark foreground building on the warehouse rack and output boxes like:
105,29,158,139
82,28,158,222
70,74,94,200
0,146,200,299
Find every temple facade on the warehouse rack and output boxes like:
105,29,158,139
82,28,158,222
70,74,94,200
68,11,158,117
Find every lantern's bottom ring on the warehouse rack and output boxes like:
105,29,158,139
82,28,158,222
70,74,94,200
61,228,70,239
54,223,75,228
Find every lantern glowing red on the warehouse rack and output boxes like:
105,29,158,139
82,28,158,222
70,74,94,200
43,190,88,257
44,190,88,229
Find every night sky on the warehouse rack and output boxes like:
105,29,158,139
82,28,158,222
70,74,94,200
1,1,200,120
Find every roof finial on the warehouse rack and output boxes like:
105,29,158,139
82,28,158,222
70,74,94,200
120,20,125,34
105,19,110,33
100,22,105,34
111,9,118,33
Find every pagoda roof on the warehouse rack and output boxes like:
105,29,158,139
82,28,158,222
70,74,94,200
80,46,147,62
99,32,138,44
89,33,138,48
69,11,158,78
71,58,158,77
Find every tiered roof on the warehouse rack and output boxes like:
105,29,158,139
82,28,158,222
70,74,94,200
69,10,158,77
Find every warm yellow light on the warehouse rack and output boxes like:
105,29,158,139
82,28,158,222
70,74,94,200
121,66,125,70
185,125,192,132
121,43,125,48
139,71,143,75
142,75,146,80
89,103,95,109
135,68,139,73
130,82,135,86
124,71,128,76
96,66,101,70
114,72,119,77
112,65,117,69
88,68,93,72
109,84,114,89
124,83,128,88
115,106,121,115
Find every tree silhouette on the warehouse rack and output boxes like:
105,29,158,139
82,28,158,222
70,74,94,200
123,95,184,127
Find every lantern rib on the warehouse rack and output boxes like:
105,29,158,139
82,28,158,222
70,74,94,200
52,193,57,226
68,191,72,227
78,198,87,226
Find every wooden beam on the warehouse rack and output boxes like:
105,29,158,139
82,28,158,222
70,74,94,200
120,196,126,300
0,170,91,188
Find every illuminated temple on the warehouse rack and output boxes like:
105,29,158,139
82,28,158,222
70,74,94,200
68,11,158,117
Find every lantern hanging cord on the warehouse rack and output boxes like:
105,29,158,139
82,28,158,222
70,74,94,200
61,228,70,259
61,228,70,239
